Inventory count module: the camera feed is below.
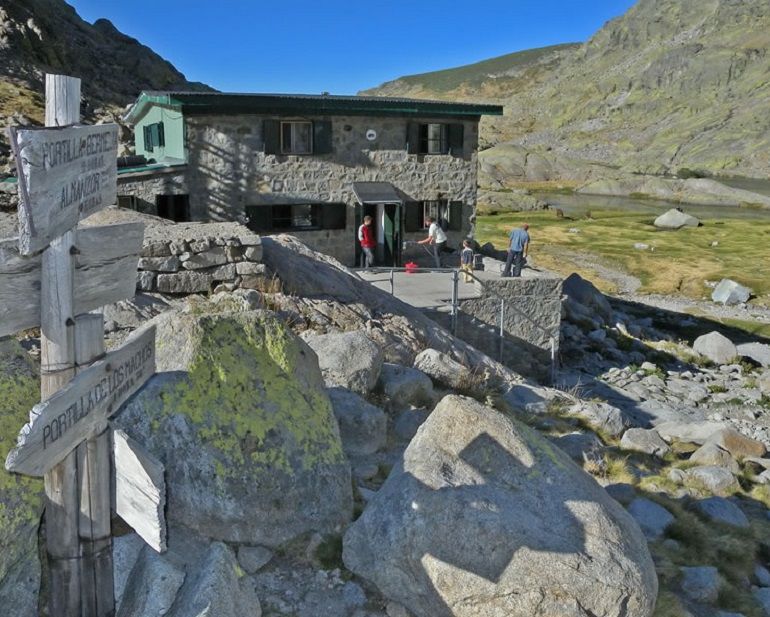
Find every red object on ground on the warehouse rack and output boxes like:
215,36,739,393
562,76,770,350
405,261,418,274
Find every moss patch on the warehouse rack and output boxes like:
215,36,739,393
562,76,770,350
152,313,345,477
0,341,43,579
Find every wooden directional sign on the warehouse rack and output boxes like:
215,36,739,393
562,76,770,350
0,222,143,337
5,326,156,477
112,429,167,553
8,123,119,254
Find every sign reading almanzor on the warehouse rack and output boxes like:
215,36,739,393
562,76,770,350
8,123,119,254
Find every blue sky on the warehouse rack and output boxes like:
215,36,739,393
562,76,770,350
70,0,637,94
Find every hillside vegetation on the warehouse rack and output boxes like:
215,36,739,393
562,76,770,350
365,0,770,179
0,0,211,170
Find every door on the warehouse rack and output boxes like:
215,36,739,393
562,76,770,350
383,203,403,266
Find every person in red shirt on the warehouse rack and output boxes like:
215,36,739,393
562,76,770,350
358,215,376,268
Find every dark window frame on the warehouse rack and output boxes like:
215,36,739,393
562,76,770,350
420,123,448,154
280,120,313,154
419,199,463,231
246,203,347,232
143,122,165,152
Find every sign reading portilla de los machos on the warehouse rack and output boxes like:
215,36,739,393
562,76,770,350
5,326,156,477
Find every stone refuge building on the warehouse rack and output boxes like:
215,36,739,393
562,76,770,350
117,92,502,266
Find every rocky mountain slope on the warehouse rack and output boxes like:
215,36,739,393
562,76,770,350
0,0,211,169
364,0,770,180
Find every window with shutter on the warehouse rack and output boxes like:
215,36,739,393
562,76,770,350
143,125,153,152
320,202,346,229
412,123,454,154
280,121,312,154
406,123,420,154
245,205,273,232
448,124,464,156
403,201,423,232
448,201,464,231
313,120,333,154
263,119,280,154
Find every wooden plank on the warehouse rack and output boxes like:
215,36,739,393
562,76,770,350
74,313,115,617
5,326,156,477
112,429,167,553
0,221,144,337
8,122,119,254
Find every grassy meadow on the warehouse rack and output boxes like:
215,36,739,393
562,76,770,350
476,209,770,303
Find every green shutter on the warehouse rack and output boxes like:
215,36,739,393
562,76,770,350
403,201,422,232
313,120,333,154
263,119,280,154
143,125,153,152
449,201,464,231
245,205,273,232
157,122,165,147
406,123,420,154
320,202,347,229
448,124,464,156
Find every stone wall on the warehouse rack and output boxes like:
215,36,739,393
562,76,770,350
459,276,563,381
117,167,187,215
120,113,480,266
137,222,264,294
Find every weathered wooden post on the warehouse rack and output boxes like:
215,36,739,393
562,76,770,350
3,73,166,617
41,73,83,617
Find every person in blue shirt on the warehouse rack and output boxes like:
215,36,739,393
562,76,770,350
502,223,530,277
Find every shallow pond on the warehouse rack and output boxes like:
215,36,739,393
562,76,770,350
538,191,770,222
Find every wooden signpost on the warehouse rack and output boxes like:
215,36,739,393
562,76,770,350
2,74,166,617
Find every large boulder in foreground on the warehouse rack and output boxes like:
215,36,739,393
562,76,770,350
0,339,43,617
654,208,700,229
343,395,657,617
114,308,352,547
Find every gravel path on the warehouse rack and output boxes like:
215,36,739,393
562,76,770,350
546,246,642,294
621,292,770,324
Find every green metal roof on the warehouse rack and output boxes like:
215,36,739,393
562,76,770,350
125,91,504,123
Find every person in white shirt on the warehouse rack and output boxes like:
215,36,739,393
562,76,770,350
418,216,447,268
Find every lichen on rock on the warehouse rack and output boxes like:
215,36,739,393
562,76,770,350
114,308,352,546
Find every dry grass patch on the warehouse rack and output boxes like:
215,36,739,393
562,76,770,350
476,209,770,299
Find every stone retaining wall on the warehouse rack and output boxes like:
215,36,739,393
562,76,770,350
137,222,265,294
459,275,563,381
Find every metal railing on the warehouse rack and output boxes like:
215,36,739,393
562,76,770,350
355,266,559,383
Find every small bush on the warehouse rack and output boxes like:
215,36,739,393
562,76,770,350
314,534,344,570
676,168,708,179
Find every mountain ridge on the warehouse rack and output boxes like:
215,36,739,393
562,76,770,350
364,0,770,179
0,0,212,171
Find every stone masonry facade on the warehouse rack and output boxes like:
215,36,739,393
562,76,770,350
119,113,479,265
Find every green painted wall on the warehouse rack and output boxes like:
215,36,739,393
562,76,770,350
134,104,186,162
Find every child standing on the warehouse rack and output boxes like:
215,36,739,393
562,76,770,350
460,239,474,283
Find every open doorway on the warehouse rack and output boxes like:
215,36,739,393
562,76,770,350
156,194,190,222
354,202,402,267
